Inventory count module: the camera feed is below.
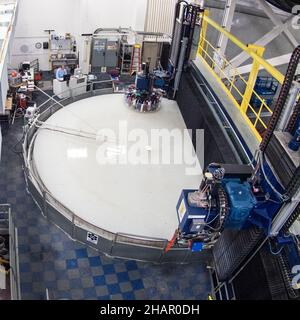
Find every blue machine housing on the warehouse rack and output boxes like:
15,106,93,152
136,76,150,91
154,77,165,89
177,160,287,244
178,181,259,234
224,180,257,229
176,190,218,236
246,161,284,235
135,70,170,92
250,76,279,108
292,114,300,135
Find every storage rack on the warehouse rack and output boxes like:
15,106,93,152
119,39,133,75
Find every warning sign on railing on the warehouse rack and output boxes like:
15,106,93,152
87,232,99,245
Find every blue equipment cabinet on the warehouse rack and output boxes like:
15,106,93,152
176,190,209,236
136,75,150,91
251,76,279,108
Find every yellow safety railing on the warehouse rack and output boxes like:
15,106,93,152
197,12,285,142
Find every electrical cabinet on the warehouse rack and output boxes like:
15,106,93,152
91,39,119,68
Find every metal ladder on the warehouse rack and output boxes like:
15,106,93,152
208,267,236,300
130,44,142,75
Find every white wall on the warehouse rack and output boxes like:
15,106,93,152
11,0,148,70
145,0,177,35
0,1,18,114
77,0,148,32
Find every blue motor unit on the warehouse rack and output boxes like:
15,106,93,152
175,163,286,251
177,181,257,237
224,181,257,229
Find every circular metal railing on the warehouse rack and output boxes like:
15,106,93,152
22,81,183,262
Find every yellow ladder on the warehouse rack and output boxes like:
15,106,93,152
130,44,142,75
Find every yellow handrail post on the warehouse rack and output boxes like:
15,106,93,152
241,45,265,114
198,9,209,56
196,15,282,142
254,99,265,128
202,15,284,84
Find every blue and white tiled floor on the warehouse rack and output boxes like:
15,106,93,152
0,114,211,300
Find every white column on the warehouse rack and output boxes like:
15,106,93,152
216,0,237,56
76,0,89,71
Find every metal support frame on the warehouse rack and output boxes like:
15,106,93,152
205,0,291,19
173,37,189,99
0,204,21,300
256,0,298,48
34,85,65,111
216,0,237,56
277,82,300,131
208,266,236,300
240,44,266,113
230,53,292,76
271,188,300,237
197,13,288,142
203,15,285,84
227,14,297,71
198,9,209,57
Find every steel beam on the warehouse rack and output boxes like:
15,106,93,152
227,15,296,71
256,0,298,48
271,187,300,237
204,15,285,84
277,83,300,131
227,53,292,76
216,0,237,56
204,0,290,19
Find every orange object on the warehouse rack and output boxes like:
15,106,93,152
18,94,27,109
11,71,18,77
130,44,142,75
34,72,42,81
165,229,179,253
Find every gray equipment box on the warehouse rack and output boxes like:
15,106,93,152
91,39,119,68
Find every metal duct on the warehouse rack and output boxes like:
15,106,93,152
145,0,178,36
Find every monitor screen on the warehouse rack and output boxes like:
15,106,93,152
64,74,71,81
